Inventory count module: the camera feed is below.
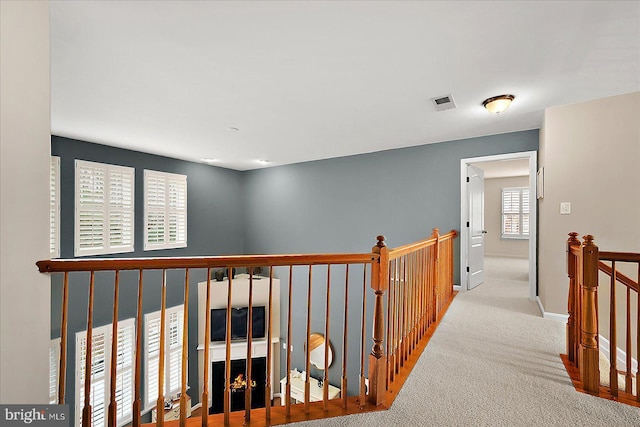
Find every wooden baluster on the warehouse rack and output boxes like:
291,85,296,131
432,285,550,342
132,270,144,427
323,265,331,410
418,249,425,339
579,235,600,394
625,283,632,395
358,263,367,408
409,252,415,352
202,269,211,427
285,266,293,415
637,263,639,402
304,265,312,413
369,235,388,406
395,258,400,375
58,272,69,404
433,228,440,315
82,271,95,427
224,268,233,425
245,270,254,421
341,264,349,409
180,269,189,427
108,271,120,427
566,232,580,364
400,255,407,366
156,270,167,427
385,260,392,389
609,261,618,397
265,267,274,420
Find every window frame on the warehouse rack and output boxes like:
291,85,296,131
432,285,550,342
50,156,61,258
501,186,530,240
143,170,187,251
74,160,135,257
144,304,185,410
75,319,135,427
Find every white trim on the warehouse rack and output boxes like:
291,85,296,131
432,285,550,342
599,334,638,373
460,150,537,301
535,297,569,321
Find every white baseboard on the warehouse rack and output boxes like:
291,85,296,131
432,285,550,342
191,402,202,411
453,284,463,292
599,334,638,373
535,297,569,322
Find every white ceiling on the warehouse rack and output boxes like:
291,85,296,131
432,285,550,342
50,1,640,171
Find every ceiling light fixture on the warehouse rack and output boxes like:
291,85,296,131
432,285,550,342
482,94,515,114
257,159,270,165
202,158,217,164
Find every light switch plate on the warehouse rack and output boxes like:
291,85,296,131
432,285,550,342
560,202,571,215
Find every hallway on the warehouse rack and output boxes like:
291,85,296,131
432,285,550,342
289,258,639,426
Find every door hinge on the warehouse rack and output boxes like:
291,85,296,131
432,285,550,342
466,266,470,272
466,177,470,183
466,221,469,227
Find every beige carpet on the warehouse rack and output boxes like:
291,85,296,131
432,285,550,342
288,257,640,426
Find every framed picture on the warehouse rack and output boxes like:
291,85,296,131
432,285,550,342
537,168,544,199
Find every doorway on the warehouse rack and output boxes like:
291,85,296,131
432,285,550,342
459,151,537,300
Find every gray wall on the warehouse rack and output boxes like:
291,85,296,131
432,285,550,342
50,136,244,420
242,129,539,395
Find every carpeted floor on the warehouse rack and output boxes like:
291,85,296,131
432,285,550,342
288,257,640,426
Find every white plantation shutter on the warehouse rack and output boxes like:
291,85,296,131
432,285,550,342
75,160,134,256
501,187,530,238
50,157,60,258
77,327,108,427
144,171,187,250
76,320,135,427
145,305,184,409
50,339,60,404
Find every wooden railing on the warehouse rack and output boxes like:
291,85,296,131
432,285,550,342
38,229,457,427
563,232,639,407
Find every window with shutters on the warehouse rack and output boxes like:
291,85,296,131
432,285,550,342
75,319,135,427
144,171,187,250
50,338,60,404
144,305,184,409
501,187,530,239
75,160,135,256
50,157,60,258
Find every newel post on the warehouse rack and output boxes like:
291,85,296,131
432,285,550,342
566,232,580,364
579,235,600,394
369,235,389,406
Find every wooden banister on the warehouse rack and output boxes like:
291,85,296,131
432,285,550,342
564,233,640,406
40,228,458,427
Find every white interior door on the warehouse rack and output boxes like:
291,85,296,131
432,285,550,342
467,165,485,289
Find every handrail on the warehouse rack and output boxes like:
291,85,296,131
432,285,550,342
388,230,457,260
598,261,639,292
599,252,640,262
40,228,458,427
37,253,378,273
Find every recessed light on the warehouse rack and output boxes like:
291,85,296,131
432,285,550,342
228,127,240,131
257,159,270,165
201,158,217,164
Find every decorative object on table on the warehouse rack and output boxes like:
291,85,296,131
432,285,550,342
230,373,256,392
308,332,334,369
214,269,225,281
252,266,263,276
224,267,236,279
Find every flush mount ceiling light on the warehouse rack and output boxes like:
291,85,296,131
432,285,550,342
257,159,270,165
201,158,217,164
482,94,515,114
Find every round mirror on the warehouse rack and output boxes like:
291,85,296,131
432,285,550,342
308,332,333,370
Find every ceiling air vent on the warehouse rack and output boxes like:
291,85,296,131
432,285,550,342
431,94,457,112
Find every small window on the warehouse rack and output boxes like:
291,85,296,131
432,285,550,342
50,157,60,258
502,187,529,239
144,305,185,409
75,319,135,427
75,160,135,256
144,170,187,250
